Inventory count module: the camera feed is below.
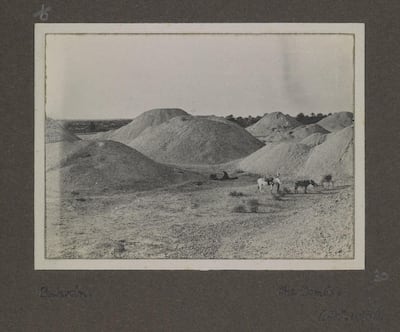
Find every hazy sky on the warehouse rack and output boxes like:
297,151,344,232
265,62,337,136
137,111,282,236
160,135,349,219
46,34,354,119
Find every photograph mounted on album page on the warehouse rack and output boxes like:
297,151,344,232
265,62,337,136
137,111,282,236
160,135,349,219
34,23,365,270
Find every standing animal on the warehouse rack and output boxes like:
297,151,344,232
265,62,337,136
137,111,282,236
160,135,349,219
257,174,281,193
257,177,274,192
294,180,318,193
321,174,334,188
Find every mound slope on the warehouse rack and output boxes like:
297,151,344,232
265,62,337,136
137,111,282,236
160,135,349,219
198,115,244,129
239,126,354,179
299,126,354,178
46,118,80,143
238,142,312,176
47,140,202,192
98,108,188,144
317,112,353,132
46,141,92,171
287,123,330,140
299,132,328,147
246,112,301,137
129,115,264,165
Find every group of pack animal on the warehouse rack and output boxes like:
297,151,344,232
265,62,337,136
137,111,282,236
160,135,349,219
257,174,334,193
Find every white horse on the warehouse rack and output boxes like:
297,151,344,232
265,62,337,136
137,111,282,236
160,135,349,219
257,173,281,192
257,177,273,192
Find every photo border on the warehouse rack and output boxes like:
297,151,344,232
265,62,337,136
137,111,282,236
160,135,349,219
34,23,365,270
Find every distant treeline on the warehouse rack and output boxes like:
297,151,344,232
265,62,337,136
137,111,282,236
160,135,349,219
225,115,262,128
64,119,132,134
63,112,333,134
225,112,332,128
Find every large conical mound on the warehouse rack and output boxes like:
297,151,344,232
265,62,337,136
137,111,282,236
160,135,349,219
238,142,312,176
99,108,188,144
299,126,354,178
46,118,80,143
246,112,301,137
128,115,264,165
47,140,202,193
317,112,354,132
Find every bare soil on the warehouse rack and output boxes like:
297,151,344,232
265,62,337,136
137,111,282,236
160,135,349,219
46,173,354,259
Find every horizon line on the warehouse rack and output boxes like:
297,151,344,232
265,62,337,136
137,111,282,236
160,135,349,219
48,110,352,121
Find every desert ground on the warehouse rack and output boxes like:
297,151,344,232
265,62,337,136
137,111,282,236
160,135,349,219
45,109,354,259
46,173,353,259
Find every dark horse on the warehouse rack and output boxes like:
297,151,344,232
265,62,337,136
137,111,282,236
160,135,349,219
294,180,318,193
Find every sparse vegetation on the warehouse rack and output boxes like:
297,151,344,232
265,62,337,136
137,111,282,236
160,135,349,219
232,205,247,213
247,199,260,213
229,191,244,197
115,240,126,252
112,240,127,258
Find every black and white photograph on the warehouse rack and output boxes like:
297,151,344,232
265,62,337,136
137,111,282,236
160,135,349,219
34,23,364,270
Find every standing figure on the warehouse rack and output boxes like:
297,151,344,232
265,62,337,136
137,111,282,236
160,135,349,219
321,174,334,188
273,173,281,193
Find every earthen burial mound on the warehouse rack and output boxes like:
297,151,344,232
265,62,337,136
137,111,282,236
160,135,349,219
246,112,301,137
299,126,354,178
46,140,202,192
128,115,264,165
92,108,188,143
317,112,353,132
238,141,312,176
239,126,354,180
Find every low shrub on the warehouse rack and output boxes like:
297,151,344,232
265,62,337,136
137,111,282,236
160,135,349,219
272,193,282,201
229,191,244,197
278,191,286,198
247,199,260,213
113,240,126,257
232,205,247,213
